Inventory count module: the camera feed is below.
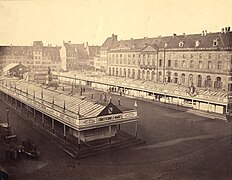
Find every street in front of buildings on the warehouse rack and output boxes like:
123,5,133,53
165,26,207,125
0,85,231,180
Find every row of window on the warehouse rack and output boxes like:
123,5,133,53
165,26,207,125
110,58,224,70
165,60,223,70
108,53,226,60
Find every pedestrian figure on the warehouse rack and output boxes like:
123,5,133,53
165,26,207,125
134,100,137,109
118,98,121,106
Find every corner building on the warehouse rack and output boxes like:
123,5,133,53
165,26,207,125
106,29,232,91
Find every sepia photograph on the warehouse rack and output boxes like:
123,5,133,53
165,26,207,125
0,0,231,179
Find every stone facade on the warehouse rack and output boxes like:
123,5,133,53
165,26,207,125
105,29,232,91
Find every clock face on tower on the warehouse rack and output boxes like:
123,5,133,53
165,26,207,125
108,107,113,114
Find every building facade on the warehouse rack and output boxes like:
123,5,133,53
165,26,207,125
60,41,97,71
0,41,61,72
105,28,232,91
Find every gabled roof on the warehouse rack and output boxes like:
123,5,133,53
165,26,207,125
72,44,89,59
88,46,101,58
3,63,20,72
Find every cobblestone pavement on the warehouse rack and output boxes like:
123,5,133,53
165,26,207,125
0,83,231,180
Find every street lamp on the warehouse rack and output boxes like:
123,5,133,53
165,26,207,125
6,108,9,129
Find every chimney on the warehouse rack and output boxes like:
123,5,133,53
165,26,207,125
225,27,228,33
173,33,176,38
228,27,231,32
221,28,225,33
201,31,204,36
204,30,207,36
183,33,185,36
68,41,71,44
112,34,117,41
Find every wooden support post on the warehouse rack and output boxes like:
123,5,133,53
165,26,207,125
15,99,17,110
21,102,23,112
109,125,112,144
42,113,45,127
78,131,81,150
208,102,210,113
26,105,29,117
64,124,66,141
34,108,36,122
52,118,55,134
135,121,138,138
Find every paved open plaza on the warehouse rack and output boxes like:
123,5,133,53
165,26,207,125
0,83,231,180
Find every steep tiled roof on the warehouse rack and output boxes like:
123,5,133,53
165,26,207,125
63,43,78,55
0,46,33,56
102,34,118,49
104,31,232,51
88,46,101,58
72,44,89,59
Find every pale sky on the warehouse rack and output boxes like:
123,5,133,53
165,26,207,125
0,0,232,46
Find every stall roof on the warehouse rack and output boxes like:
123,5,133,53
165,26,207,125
13,81,111,118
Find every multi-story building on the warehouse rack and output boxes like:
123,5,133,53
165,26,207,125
32,41,61,72
105,28,232,91
97,34,118,72
0,45,33,71
0,41,61,72
85,43,101,70
60,41,91,71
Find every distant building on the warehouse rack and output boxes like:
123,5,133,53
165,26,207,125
0,41,61,72
104,28,232,91
3,63,28,78
86,43,101,70
98,34,118,72
60,41,100,71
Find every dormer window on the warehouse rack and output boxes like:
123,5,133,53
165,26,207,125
195,40,201,47
179,42,184,47
164,42,168,48
213,39,219,46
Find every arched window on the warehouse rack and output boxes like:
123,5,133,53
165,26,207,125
188,74,193,86
116,68,118,76
142,70,145,80
109,67,111,75
158,71,162,82
174,60,178,67
128,69,131,78
124,68,126,77
137,69,141,80
214,77,222,89
151,71,155,81
205,76,212,87
167,71,171,83
190,60,194,68
112,67,115,76
147,70,150,81
174,73,178,83
197,75,202,87
208,61,212,69
181,73,185,84
132,69,135,79
182,60,186,68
